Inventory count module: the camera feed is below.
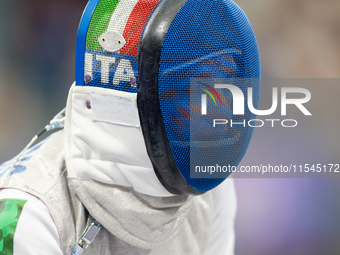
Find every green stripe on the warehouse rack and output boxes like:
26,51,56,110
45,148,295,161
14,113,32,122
0,199,28,254
200,88,217,106
86,0,121,51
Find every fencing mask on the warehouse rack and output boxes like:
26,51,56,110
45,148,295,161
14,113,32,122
70,0,261,195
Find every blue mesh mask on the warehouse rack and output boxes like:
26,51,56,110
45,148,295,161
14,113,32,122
76,0,261,195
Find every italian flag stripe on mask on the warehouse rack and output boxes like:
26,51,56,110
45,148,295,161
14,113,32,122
86,0,159,56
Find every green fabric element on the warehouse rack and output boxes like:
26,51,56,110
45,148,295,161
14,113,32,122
86,0,121,51
0,199,27,255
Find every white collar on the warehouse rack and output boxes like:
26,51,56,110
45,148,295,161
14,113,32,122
64,83,173,197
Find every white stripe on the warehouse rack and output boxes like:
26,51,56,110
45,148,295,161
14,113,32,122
107,0,139,35
84,52,93,80
73,84,137,99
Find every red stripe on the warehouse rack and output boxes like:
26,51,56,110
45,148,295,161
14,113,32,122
202,83,223,105
120,0,159,56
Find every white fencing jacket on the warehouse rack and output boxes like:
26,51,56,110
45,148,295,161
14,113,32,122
0,85,237,254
